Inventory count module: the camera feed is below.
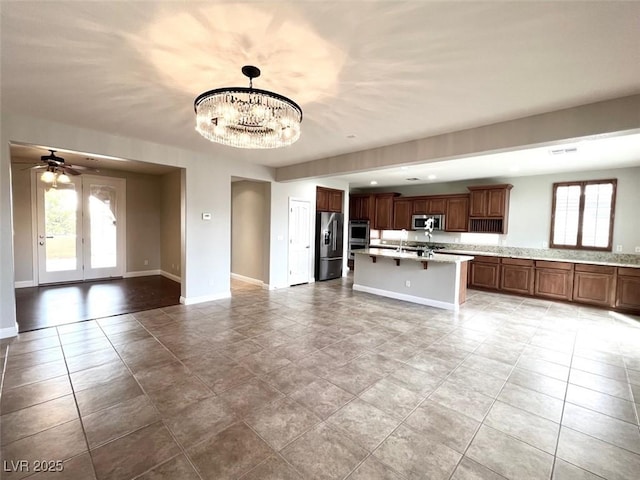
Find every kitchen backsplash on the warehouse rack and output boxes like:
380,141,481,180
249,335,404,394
370,239,640,266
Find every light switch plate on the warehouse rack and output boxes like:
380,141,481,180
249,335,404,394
202,213,212,220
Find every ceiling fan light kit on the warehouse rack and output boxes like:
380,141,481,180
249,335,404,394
194,65,303,149
38,150,81,185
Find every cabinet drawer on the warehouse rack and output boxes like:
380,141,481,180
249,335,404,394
535,260,574,271
502,257,534,267
618,267,640,278
575,264,616,275
473,256,501,264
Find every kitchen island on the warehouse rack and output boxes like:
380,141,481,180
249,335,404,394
353,248,474,311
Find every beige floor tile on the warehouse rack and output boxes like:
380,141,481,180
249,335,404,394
187,422,274,480
429,380,494,421
557,426,640,480
241,455,301,480
359,377,424,419
136,454,200,480
373,424,461,480
74,376,143,417
552,458,604,480
346,456,405,480
0,375,72,414
451,457,507,480
466,425,553,480
282,423,368,480
290,378,355,419
497,382,564,422
29,452,97,480
566,383,638,424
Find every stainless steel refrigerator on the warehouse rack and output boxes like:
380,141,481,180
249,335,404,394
315,211,344,281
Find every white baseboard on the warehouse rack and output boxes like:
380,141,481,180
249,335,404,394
353,284,457,311
180,291,231,305
124,270,161,278
231,273,263,286
0,322,19,339
161,270,182,283
14,280,35,288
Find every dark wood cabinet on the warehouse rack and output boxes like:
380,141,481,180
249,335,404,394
329,190,343,212
349,194,374,220
573,264,616,307
317,187,343,213
373,193,399,230
615,267,640,311
412,197,446,215
468,184,513,233
393,199,413,230
500,258,535,295
469,256,501,290
534,261,574,301
445,196,469,232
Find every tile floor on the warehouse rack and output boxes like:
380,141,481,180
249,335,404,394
1,278,640,480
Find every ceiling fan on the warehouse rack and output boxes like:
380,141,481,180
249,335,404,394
37,150,82,176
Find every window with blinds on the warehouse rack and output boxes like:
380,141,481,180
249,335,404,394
550,179,616,251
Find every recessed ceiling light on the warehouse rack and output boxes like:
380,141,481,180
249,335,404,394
370,180,378,185
509,166,520,172
406,177,420,181
427,174,437,180
347,134,356,139
400,166,409,170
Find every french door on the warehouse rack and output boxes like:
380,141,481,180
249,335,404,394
36,174,126,284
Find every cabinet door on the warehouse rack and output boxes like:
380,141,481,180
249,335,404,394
615,274,640,311
573,272,616,307
535,269,573,300
412,199,428,214
469,261,500,290
500,264,534,295
393,199,413,230
329,190,343,212
349,196,360,220
428,198,447,214
487,189,506,217
469,190,487,217
316,187,329,211
373,195,395,230
445,197,469,232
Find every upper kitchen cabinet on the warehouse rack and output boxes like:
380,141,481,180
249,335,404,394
413,197,447,215
317,187,343,213
393,198,413,230
372,193,399,230
467,184,513,233
349,194,374,220
445,195,469,232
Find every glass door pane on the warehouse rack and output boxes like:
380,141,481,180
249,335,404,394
89,184,117,268
37,178,83,284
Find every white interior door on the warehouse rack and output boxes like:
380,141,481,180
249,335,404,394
82,175,126,280
36,173,126,284
288,198,311,286
36,177,84,284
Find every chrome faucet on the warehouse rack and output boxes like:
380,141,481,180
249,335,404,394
397,229,407,253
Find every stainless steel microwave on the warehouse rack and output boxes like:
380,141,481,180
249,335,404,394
412,214,445,231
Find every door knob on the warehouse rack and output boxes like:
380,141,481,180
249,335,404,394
39,241,45,246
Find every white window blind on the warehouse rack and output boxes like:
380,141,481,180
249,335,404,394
553,185,581,246
551,180,616,250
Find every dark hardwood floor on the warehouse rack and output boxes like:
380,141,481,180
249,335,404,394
15,276,181,332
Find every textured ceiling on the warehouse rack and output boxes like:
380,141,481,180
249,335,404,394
2,1,639,169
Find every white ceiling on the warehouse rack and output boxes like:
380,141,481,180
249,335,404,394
338,133,640,188
2,1,639,179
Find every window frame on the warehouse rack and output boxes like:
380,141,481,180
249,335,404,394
549,179,617,252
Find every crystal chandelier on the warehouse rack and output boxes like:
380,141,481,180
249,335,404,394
194,66,303,149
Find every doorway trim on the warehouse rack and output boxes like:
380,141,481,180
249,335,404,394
288,197,312,286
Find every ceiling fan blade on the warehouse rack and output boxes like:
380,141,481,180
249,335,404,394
21,165,45,171
63,166,82,176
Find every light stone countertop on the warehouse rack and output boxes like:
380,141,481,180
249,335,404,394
356,248,474,264
439,249,640,269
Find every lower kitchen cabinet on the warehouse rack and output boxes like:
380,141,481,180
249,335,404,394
534,261,574,301
469,256,501,290
615,267,640,311
573,264,616,308
500,258,534,295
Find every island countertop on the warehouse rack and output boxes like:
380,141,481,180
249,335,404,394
356,248,474,264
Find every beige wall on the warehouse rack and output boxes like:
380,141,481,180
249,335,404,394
11,166,167,283
231,180,270,282
12,167,33,283
160,170,183,278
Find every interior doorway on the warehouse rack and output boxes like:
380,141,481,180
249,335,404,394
35,174,126,284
